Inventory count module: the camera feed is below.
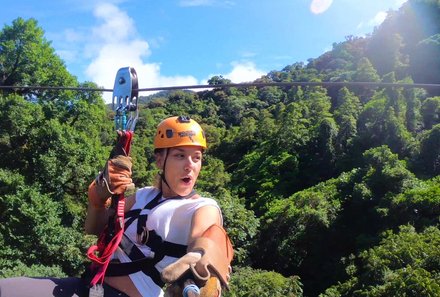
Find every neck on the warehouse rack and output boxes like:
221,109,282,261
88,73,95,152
161,187,196,200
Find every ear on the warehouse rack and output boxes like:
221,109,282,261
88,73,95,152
155,155,163,169
155,150,166,170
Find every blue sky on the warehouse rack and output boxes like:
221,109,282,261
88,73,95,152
1,0,407,102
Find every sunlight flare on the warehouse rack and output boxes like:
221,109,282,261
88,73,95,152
310,0,333,14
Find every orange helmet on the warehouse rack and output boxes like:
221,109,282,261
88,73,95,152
154,116,207,149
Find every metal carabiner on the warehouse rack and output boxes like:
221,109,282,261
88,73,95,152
112,67,139,132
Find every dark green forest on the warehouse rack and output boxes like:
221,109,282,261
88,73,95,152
1,0,440,296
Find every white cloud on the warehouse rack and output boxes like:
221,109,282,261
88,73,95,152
91,3,136,43
356,0,408,31
83,3,199,103
57,49,78,63
203,61,265,84
368,11,388,26
357,0,408,29
394,0,408,8
63,29,83,43
310,0,333,14
357,11,388,30
225,61,265,83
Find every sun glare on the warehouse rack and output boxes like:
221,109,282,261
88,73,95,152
310,0,333,14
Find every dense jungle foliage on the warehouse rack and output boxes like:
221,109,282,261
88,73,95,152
1,0,440,296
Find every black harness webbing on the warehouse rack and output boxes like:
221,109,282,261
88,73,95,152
105,190,194,287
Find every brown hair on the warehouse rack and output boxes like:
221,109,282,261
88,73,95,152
153,148,166,190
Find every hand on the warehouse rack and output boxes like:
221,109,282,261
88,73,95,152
161,252,202,283
88,155,135,209
188,224,233,288
104,155,134,194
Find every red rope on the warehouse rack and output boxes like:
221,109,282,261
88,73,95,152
87,130,133,286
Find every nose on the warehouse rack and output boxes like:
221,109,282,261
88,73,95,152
184,156,195,171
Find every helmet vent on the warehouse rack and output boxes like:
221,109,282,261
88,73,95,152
177,115,191,123
166,129,174,138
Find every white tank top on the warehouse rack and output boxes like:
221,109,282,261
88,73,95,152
113,186,221,296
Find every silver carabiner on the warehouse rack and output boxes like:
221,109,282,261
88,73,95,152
112,67,138,132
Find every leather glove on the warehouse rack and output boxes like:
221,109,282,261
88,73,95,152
188,232,233,289
161,252,202,283
88,155,135,209
199,277,221,297
161,225,233,289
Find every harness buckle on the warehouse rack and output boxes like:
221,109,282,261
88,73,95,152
89,284,104,297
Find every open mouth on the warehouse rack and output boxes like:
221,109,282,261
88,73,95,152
182,177,191,184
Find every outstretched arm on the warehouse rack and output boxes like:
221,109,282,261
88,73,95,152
188,205,222,243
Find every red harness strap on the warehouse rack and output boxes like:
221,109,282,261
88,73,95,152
86,130,133,287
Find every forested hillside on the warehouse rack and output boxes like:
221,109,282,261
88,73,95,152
1,0,440,296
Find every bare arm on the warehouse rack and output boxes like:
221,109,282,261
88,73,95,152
188,205,222,244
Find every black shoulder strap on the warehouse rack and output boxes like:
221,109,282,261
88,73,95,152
106,232,186,287
124,191,162,230
106,189,197,286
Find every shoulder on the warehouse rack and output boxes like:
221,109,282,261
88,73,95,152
136,186,159,196
188,196,220,210
130,186,161,209
192,196,223,224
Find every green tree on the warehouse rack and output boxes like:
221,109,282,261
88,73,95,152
258,86,286,105
233,146,300,215
224,267,303,297
415,124,440,176
357,93,415,158
0,18,111,278
351,57,380,103
0,18,77,100
390,176,440,229
208,75,231,85
410,34,440,88
361,145,416,198
421,96,440,129
405,88,423,132
322,225,440,297
367,27,407,77
0,169,86,277
333,88,362,169
253,177,343,296
208,189,259,266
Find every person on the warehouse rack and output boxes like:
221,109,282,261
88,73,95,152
0,115,233,297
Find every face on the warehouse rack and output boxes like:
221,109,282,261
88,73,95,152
156,146,203,197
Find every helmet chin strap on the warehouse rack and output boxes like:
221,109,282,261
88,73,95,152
160,148,172,191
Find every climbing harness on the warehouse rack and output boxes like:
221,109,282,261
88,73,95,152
86,67,139,296
104,190,190,286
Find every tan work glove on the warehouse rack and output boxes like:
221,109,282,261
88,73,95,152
161,252,202,284
188,225,233,289
161,224,234,289
88,155,135,209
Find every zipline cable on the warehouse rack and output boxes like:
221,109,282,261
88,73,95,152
136,81,440,92
1,81,440,93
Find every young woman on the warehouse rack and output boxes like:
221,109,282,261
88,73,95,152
0,116,232,297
